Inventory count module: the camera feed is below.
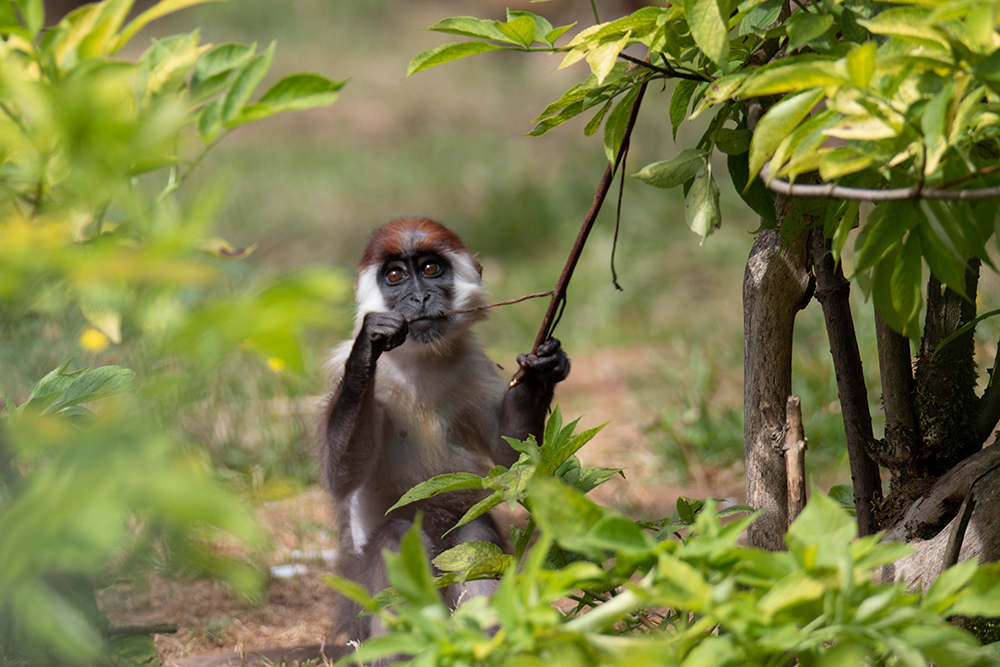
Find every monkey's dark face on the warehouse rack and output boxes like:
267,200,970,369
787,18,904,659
379,252,455,343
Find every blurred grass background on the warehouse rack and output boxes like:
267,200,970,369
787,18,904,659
3,0,920,505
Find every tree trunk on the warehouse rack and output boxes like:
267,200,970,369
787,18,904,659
743,208,812,550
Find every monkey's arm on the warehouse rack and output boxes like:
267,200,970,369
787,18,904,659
496,338,570,466
323,312,408,496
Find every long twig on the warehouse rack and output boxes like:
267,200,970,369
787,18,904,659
510,76,651,388
407,290,554,322
760,165,1000,201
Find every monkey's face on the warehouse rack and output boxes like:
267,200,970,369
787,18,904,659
379,252,455,343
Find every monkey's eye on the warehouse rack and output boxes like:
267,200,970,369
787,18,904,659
421,261,441,277
385,268,406,284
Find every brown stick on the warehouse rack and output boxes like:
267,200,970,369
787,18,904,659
783,395,808,525
509,76,651,387
407,290,554,323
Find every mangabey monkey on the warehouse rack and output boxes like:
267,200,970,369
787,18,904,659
322,218,570,645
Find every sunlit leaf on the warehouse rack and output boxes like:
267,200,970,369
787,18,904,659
221,42,275,124
683,0,730,73
407,41,508,76
112,0,225,53
786,11,833,50
748,87,825,184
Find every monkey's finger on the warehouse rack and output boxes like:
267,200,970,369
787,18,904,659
535,337,562,357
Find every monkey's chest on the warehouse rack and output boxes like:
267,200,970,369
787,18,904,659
377,401,497,489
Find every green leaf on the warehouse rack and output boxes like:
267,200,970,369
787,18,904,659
604,84,641,164
922,559,978,615
507,10,552,44
545,22,576,45
14,0,42,37
748,87,825,184
919,200,971,298
846,41,876,88
828,484,856,512
221,42,275,125
385,473,485,514
633,149,707,189
427,16,512,42
857,6,949,49
670,79,699,140
538,423,606,476
449,494,503,533
22,364,137,417
384,517,440,607
740,0,781,36
716,128,751,155
786,11,833,50
757,571,826,620
197,97,223,143
112,0,225,52
407,41,508,76
786,487,857,569
78,0,133,58
727,149,777,228
190,42,256,101
855,200,920,275
819,148,875,180
496,15,536,48
685,169,721,239
691,71,750,118
890,233,923,337
739,60,847,98
586,30,632,85
683,0,730,73
433,540,512,578
230,73,345,126
584,99,613,136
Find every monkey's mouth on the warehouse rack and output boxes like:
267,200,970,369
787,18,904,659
408,315,448,343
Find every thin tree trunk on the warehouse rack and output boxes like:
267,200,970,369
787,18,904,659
809,229,882,536
743,213,811,550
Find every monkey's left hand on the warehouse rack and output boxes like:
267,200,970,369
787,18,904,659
516,338,570,385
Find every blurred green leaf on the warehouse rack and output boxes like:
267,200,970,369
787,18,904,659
221,41,275,124
190,42,256,101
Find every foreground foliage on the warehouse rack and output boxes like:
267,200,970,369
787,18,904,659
0,0,347,664
327,411,1000,667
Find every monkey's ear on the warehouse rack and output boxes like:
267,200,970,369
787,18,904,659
471,254,483,277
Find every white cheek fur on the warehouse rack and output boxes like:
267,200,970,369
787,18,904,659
354,267,388,329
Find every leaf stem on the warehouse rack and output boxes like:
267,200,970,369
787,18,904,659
618,53,711,81
589,0,600,24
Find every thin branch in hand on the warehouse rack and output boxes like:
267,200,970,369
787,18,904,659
407,290,554,322
509,75,651,388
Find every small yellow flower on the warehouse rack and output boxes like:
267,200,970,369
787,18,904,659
80,328,109,353
267,357,286,373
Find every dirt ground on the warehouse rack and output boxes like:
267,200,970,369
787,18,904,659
97,348,746,665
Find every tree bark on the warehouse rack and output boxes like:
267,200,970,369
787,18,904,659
743,214,811,550
874,311,921,475
914,264,981,479
809,229,882,536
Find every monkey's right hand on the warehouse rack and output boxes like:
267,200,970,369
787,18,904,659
360,311,409,357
